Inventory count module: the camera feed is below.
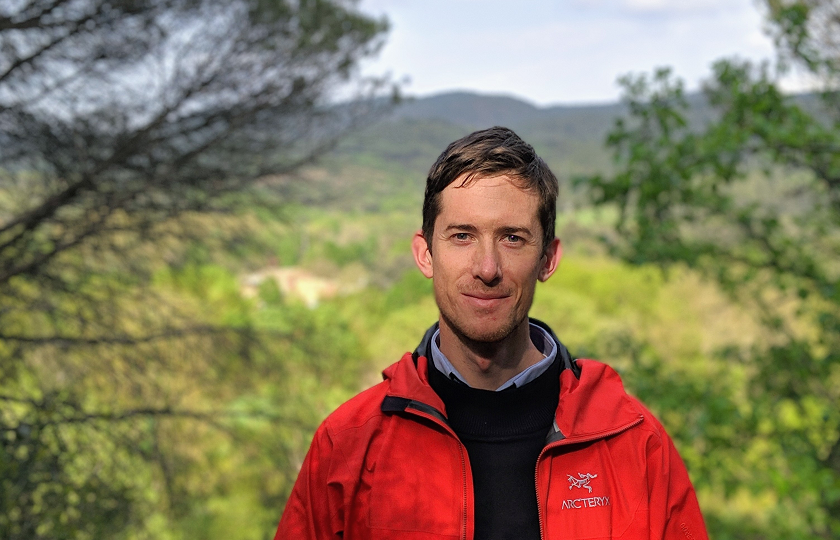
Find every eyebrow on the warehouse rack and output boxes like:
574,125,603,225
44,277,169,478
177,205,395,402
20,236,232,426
443,224,535,238
498,226,534,238
443,224,479,233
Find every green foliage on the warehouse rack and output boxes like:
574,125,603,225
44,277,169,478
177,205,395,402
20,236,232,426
382,268,434,311
1,0,393,531
580,3,840,536
323,236,378,267
766,0,840,83
1,243,371,539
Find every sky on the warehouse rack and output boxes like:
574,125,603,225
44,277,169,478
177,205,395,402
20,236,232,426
357,0,789,106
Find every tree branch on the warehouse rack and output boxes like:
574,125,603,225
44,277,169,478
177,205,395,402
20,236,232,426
0,326,292,347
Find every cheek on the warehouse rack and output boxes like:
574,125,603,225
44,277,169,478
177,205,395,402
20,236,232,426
511,261,543,286
431,265,456,297
432,254,467,282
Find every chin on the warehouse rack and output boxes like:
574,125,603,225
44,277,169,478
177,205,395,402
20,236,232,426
445,314,522,344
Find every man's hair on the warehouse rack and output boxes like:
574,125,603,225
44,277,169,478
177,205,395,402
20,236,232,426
422,126,558,252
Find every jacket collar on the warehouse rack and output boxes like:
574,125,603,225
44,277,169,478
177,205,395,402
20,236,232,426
382,348,447,416
554,359,644,443
382,319,644,442
410,319,579,377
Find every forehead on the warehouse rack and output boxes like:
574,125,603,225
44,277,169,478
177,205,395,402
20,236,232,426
436,174,540,226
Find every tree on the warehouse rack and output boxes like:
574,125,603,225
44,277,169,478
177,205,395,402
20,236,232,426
0,1,390,538
0,0,389,286
584,1,839,538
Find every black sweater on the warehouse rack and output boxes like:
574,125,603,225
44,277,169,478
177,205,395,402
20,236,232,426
427,356,560,540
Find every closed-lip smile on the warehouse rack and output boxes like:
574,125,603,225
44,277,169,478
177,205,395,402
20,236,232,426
462,292,511,308
464,292,508,300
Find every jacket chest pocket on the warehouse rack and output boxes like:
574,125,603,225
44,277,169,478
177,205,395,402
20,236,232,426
542,440,647,539
366,420,465,536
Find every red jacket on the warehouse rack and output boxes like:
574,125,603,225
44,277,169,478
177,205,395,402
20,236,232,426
276,330,708,540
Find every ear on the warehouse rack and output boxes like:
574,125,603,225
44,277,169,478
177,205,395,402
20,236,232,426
538,238,562,282
411,230,434,278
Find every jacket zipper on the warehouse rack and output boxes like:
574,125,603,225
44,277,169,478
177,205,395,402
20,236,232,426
404,405,471,540
534,416,644,540
460,442,468,540
401,403,643,540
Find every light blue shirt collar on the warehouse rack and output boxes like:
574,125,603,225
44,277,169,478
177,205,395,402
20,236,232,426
429,323,557,391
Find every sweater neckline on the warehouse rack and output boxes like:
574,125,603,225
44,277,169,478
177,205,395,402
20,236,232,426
427,354,560,441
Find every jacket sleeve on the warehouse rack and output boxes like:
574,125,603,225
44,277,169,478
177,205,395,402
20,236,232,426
274,422,345,540
646,421,709,540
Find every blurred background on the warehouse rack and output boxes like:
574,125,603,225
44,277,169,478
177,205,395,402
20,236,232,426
1,0,838,538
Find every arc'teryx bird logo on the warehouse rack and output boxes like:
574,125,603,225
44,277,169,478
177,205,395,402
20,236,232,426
567,473,598,493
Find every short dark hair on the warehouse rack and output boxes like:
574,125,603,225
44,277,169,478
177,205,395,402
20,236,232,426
422,126,558,252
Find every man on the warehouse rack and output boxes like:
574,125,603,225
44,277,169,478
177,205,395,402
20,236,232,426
275,127,708,540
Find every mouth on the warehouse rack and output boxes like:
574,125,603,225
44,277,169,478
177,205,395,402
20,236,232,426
462,292,511,309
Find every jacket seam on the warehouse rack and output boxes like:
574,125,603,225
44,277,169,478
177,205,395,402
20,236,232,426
327,410,386,437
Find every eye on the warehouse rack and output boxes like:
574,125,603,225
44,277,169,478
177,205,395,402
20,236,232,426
505,234,523,243
453,232,470,241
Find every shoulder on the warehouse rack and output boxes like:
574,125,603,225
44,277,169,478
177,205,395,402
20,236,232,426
625,393,670,449
565,358,672,446
321,378,390,436
310,350,431,444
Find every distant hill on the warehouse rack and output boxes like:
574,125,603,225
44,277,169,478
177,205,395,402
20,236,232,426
393,92,556,129
391,91,627,143
302,90,820,212
322,91,627,211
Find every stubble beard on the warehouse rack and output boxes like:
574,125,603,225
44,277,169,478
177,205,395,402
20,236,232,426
438,302,528,346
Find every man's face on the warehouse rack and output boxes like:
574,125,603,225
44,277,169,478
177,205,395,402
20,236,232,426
412,174,561,343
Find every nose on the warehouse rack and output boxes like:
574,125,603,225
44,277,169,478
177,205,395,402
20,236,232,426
472,240,502,285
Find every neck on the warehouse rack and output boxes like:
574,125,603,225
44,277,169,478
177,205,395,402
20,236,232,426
437,318,545,391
